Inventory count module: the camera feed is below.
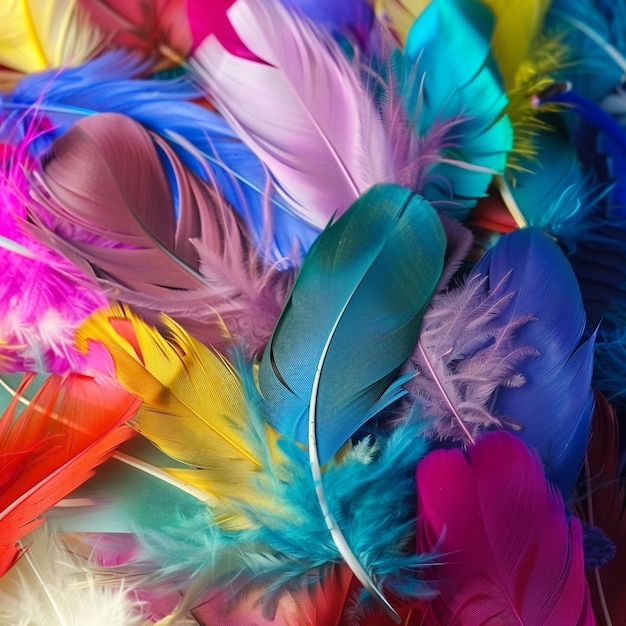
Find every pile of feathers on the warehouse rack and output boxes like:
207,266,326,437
1,0,626,623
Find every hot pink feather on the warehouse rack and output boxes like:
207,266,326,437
416,431,596,625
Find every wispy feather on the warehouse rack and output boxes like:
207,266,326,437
403,273,535,444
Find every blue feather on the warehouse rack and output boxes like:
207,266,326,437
474,228,595,498
1,52,318,261
258,183,446,463
394,0,512,220
546,0,626,101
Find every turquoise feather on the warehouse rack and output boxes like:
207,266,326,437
258,183,446,464
394,0,512,220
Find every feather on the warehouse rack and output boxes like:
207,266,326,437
0,525,145,626
0,372,139,575
0,0,102,76
416,431,595,625
77,304,432,620
32,112,291,355
191,0,394,229
186,0,257,59
480,0,551,91
258,183,446,462
78,0,192,68
0,131,107,373
473,227,595,498
394,0,513,219
576,391,626,625
546,0,626,101
402,272,535,444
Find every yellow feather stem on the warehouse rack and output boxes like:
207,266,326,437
76,304,261,473
0,0,101,74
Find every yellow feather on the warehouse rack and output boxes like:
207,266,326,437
480,0,551,91
0,0,102,74
76,305,274,507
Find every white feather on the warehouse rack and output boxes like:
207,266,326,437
0,526,146,626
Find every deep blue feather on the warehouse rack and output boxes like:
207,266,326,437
474,228,595,498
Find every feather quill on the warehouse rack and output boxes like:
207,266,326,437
0,372,139,575
191,0,394,229
0,525,145,626
416,431,596,625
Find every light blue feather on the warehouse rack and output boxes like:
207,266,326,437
393,0,512,220
258,183,446,463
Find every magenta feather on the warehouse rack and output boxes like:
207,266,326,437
191,0,394,230
30,112,292,356
416,431,596,625
0,127,106,373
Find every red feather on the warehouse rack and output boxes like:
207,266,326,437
78,0,192,66
416,431,596,625
578,391,626,625
0,373,139,575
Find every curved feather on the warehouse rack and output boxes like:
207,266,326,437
416,431,595,625
258,183,446,462
395,0,512,219
474,228,595,498
191,0,394,229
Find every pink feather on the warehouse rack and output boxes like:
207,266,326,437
416,431,596,625
191,0,394,229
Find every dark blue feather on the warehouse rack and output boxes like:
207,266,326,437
474,228,595,498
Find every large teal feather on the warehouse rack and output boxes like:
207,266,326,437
394,0,512,220
258,183,446,464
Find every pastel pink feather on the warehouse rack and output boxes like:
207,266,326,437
416,431,596,625
192,0,394,229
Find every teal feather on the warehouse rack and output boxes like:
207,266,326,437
258,183,446,464
394,0,512,220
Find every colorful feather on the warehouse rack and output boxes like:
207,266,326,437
0,372,139,575
416,430,596,625
191,0,394,229
394,0,513,219
473,227,595,498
